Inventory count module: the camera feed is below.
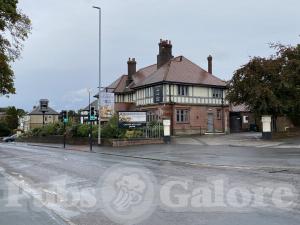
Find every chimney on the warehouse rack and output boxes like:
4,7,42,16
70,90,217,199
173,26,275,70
127,58,136,86
157,39,174,69
207,55,213,74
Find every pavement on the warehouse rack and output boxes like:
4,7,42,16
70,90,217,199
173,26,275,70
172,132,300,148
0,137,299,225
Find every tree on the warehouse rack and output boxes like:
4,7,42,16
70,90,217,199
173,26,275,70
227,43,300,129
0,121,10,136
0,0,31,95
5,106,19,130
275,44,300,126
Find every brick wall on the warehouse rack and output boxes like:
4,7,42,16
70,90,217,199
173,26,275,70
115,103,136,112
137,104,230,135
112,138,163,147
173,105,229,135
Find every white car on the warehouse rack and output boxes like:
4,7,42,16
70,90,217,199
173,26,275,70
3,134,17,142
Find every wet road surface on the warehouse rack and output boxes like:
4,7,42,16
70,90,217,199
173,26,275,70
0,143,299,225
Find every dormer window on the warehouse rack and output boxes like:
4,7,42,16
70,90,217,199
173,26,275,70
177,85,189,96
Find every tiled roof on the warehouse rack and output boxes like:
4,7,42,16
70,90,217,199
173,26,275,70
82,100,98,111
134,56,226,88
105,76,123,93
108,64,157,93
230,104,250,112
29,106,59,115
106,56,226,94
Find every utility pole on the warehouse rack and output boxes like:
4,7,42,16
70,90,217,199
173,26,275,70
93,6,102,145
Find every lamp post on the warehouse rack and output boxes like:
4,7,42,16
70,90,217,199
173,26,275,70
93,6,102,145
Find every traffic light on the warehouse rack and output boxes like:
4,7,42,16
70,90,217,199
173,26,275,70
90,107,96,121
62,110,68,123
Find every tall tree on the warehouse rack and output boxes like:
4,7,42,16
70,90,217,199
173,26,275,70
0,0,31,95
275,44,300,125
227,43,300,128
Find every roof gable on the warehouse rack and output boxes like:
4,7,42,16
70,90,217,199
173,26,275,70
29,106,59,115
107,64,157,93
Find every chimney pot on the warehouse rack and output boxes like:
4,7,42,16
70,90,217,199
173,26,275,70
207,55,213,74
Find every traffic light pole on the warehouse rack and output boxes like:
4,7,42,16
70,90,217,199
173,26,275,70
61,110,68,149
89,120,93,152
63,122,66,149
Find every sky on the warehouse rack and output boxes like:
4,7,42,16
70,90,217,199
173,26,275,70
0,0,299,112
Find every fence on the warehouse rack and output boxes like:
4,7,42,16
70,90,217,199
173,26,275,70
122,121,163,140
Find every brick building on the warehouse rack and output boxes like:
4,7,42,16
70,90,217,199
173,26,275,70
106,39,229,135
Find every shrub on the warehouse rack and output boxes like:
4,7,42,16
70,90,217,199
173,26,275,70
76,124,90,137
0,122,11,137
101,115,125,139
124,130,144,139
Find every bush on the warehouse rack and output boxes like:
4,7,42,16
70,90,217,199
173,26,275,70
0,122,11,137
124,130,144,139
76,124,90,137
101,115,125,139
23,115,128,139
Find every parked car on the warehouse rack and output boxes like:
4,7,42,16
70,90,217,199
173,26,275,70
3,134,17,142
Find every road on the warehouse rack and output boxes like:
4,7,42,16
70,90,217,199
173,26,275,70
0,142,299,225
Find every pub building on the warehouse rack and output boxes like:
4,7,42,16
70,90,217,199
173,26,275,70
106,39,229,135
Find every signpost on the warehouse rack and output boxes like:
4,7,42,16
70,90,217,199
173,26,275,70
118,112,147,128
61,110,68,149
153,85,163,103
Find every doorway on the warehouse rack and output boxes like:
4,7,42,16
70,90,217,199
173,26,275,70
207,113,214,133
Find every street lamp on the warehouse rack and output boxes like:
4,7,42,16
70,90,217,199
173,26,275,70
93,6,102,145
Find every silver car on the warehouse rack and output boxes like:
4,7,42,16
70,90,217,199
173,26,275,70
3,134,17,142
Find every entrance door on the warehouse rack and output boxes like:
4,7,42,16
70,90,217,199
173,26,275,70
207,113,214,133
230,113,242,133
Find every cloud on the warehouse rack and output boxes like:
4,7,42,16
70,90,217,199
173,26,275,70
0,0,298,111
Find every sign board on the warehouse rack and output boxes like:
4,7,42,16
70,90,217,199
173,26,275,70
163,119,171,137
153,85,163,103
100,92,114,119
262,115,272,132
118,111,147,128
163,119,171,126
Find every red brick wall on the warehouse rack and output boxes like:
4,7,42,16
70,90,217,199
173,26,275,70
173,105,229,135
137,104,229,135
115,103,136,112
